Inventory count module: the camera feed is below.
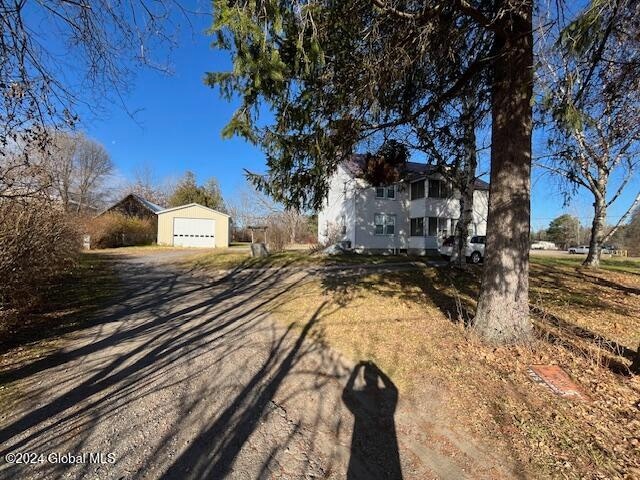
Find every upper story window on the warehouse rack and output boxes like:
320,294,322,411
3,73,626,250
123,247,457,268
374,214,396,235
410,180,425,200
375,185,396,199
428,179,451,199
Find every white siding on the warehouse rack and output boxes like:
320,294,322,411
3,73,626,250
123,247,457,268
353,183,410,251
471,190,489,235
317,167,489,253
318,165,357,245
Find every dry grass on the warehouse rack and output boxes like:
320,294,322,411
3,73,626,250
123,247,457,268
0,253,119,411
90,244,183,254
183,248,433,271
271,262,640,479
0,253,118,354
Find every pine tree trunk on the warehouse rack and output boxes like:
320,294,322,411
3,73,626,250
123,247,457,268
584,179,607,268
473,1,533,344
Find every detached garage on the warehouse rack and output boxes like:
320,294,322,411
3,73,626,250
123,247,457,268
157,203,230,248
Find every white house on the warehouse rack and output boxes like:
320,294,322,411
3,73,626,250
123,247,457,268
317,157,489,255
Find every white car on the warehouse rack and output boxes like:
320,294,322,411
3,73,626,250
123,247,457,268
568,245,589,254
439,235,486,264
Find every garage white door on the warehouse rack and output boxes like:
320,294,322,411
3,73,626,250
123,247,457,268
173,217,215,247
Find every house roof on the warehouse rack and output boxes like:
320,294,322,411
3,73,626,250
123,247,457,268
132,194,164,214
157,203,231,217
99,193,164,216
341,156,490,190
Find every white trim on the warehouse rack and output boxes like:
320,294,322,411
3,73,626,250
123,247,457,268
157,203,231,217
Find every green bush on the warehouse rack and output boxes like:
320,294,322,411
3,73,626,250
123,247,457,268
87,212,156,248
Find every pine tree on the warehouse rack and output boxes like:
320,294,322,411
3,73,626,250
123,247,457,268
208,0,535,343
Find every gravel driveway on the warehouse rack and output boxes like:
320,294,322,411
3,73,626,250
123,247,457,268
0,251,515,480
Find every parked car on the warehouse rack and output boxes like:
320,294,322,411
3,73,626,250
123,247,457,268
439,236,455,259
568,245,589,254
438,235,486,264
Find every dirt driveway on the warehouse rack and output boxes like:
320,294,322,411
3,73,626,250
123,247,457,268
0,251,516,479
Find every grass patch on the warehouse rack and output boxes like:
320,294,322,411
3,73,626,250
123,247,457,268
0,252,119,358
91,244,178,255
270,261,640,478
531,254,640,275
183,248,433,271
0,252,119,410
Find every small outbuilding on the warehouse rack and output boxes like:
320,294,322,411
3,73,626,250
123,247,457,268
100,193,164,220
157,203,230,248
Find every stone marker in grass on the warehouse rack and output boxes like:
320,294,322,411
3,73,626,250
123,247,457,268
528,365,590,401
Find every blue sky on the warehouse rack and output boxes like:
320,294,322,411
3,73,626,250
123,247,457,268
76,3,638,232
79,9,263,200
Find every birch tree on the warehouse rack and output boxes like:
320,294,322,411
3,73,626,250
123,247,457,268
539,0,640,267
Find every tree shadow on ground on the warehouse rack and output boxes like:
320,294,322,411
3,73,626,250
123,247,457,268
0,257,349,479
0,253,121,356
320,264,480,326
530,264,640,317
319,264,639,376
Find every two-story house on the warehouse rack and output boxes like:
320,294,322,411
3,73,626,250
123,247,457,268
317,157,489,254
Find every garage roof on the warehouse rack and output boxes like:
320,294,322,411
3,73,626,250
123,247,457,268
157,203,231,217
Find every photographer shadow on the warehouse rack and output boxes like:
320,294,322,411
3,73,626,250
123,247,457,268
342,361,402,480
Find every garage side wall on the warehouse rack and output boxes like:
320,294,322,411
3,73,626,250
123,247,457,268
157,205,230,248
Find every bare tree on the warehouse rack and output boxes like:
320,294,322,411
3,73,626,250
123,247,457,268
227,182,311,246
74,136,113,212
42,132,113,213
47,132,77,211
416,92,485,268
0,138,51,200
120,163,173,207
539,0,640,267
0,0,191,199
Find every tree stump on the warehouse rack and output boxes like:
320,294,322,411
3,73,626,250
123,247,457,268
251,242,269,258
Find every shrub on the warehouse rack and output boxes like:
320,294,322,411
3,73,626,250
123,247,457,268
87,212,156,248
0,200,81,312
266,221,288,252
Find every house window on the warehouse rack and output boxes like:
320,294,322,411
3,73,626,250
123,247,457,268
428,179,451,199
376,185,396,199
427,217,450,236
428,217,438,236
341,215,347,235
410,217,424,236
410,180,425,200
374,214,396,235
386,185,395,199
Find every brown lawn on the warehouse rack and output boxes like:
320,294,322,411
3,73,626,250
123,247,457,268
271,259,640,479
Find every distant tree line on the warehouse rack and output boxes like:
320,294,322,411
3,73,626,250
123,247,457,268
532,212,640,255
